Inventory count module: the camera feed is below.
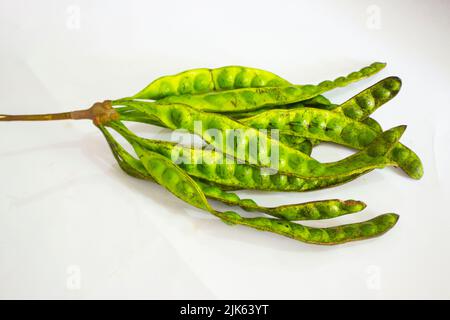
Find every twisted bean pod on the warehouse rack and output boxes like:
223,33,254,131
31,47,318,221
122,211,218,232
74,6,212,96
241,107,423,178
241,107,381,150
114,100,402,179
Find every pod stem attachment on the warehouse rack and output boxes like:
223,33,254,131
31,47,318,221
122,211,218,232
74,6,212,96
0,100,119,125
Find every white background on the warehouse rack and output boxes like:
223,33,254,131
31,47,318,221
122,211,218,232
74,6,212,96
0,0,449,299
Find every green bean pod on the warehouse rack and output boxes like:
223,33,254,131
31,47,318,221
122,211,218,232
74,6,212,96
197,180,366,220
107,121,378,191
278,134,313,155
99,123,365,220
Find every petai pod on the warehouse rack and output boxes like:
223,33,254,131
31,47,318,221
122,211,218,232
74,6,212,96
130,66,291,100
241,107,422,178
196,180,366,221
332,76,402,121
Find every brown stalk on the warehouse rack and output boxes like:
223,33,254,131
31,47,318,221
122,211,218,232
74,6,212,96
0,100,119,125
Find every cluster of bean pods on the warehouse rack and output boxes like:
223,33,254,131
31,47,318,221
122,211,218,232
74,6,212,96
0,62,423,245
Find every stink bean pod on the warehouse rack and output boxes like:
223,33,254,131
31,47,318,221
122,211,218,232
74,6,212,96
332,76,402,121
107,121,374,192
255,107,421,179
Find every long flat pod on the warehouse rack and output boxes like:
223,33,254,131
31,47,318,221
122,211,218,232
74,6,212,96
129,136,399,245
99,124,367,220
107,121,375,192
